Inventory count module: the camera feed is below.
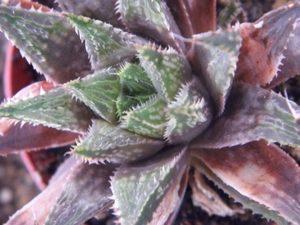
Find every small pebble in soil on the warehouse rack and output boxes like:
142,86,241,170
0,187,13,204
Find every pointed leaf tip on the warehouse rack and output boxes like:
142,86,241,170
0,4,90,83
74,120,165,164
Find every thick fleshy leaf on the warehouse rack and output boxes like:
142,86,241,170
0,119,78,154
116,63,157,115
120,95,167,139
111,145,188,225
66,69,120,124
0,81,79,153
5,157,76,225
56,0,124,28
137,45,192,102
190,156,289,225
0,87,94,133
189,27,242,115
0,2,91,83
165,77,213,143
118,63,156,95
217,1,246,27
67,14,146,70
267,10,300,88
235,2,300,86
74,120,165,163
192,140,300,224
117,0,185,53
193,82,300,149
45,161,115,225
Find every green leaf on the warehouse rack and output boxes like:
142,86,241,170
137,46,192,102
165,77,213,143
111,145,188,225
67,14,146,70
74,120,165,163
120,95,167,139
0,3,91,83
117,0,185,52
117,63,157,116
193,82,300,149
191,28,241,115
45,161,115,225
119,63,156,95
66,69,120,124
0,87,94,133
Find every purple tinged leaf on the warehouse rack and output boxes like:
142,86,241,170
4,157,77,225
192,140,300,224
267,15,300,88
44,161,115,225
111,145,188,225
0,2,91,83
193,82,300,149
0,120,78,154
56,0,124,29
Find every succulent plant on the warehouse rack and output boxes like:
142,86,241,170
1,0,300,224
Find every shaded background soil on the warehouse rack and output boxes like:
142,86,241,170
0,0,294,224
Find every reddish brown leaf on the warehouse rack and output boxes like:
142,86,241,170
235,3,300,86
192,140,300,224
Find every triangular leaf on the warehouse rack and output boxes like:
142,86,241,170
117,0,185,53
137,46,192,103
120,95,167,139
67,14,146,70
0,81,79,154
74,120,165,164
190,27,241,115
0,2,91,83
56,0,124,28
66,69,120,124
111,145,188,225
193,82,300,149
0,87,94,133
165,77,213,143
236,2,300,86
118,63,156,95
45,161,115,225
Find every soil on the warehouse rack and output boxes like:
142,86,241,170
0,0,295,224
